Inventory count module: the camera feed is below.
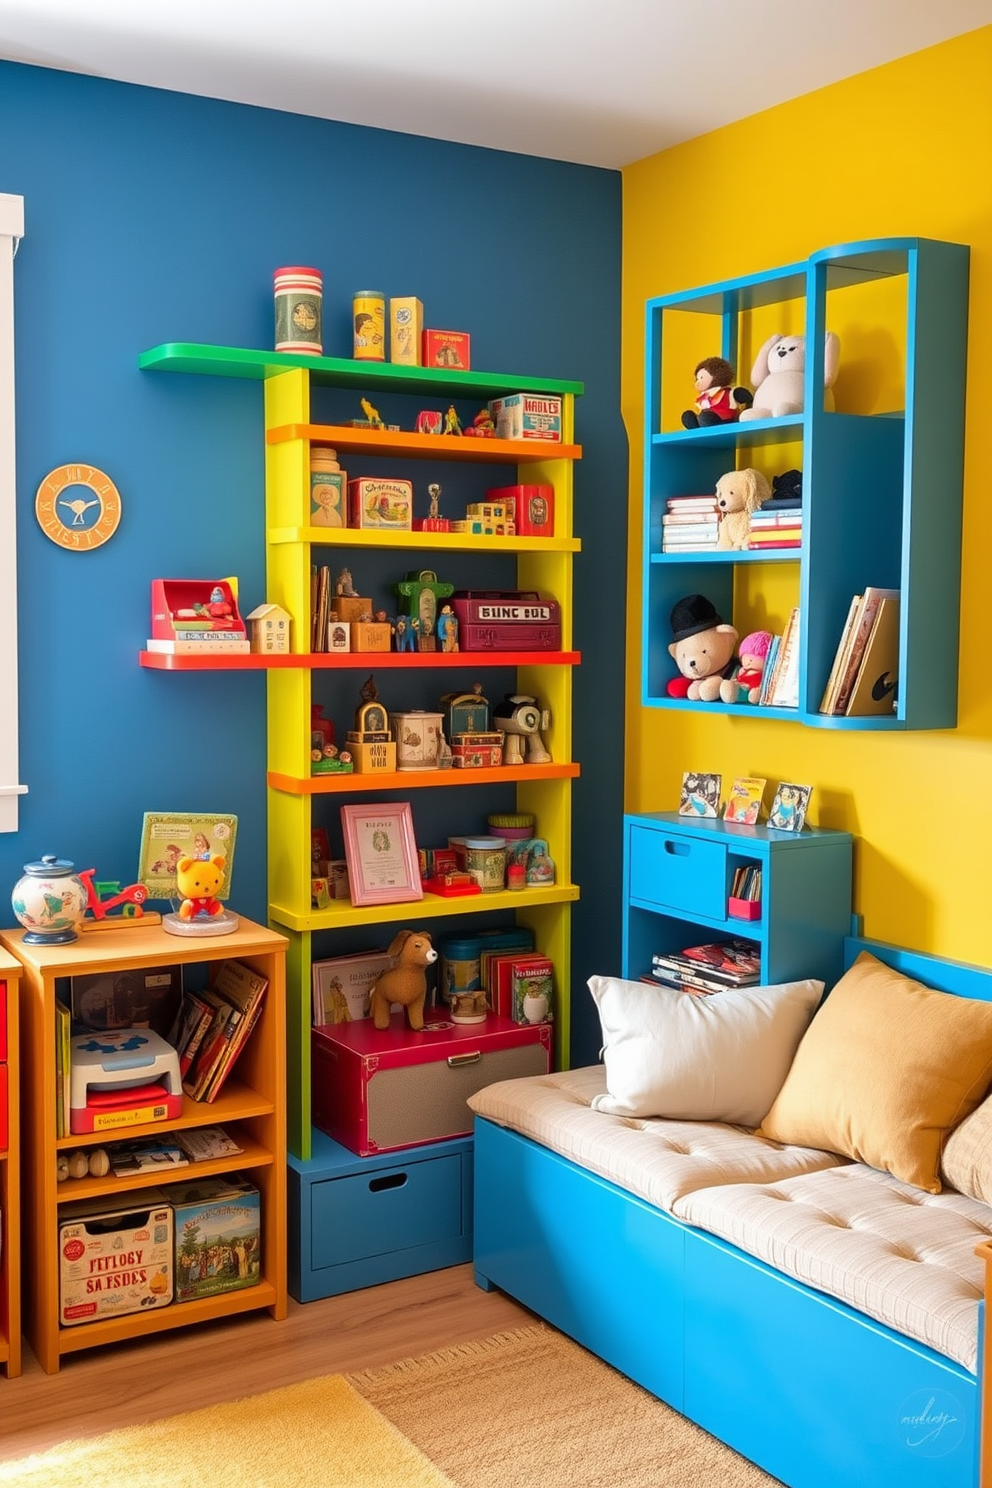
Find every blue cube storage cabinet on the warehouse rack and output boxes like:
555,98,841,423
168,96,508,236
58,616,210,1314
288,1129,473,1302
623,813,854,990
642,237,969,729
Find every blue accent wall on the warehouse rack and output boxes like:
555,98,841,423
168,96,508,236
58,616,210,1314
0,62,625,1064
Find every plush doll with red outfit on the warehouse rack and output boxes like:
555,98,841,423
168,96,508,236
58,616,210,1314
720,630,773,704
681,357,753,429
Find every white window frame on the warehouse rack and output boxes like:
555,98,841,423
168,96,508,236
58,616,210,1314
0,193,26,831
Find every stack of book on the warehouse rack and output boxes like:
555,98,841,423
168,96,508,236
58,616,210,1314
757,606,801,708
747,503,803,550
662,494,720,553
651,938,761,996
170,959,269,1103
819,588,900,716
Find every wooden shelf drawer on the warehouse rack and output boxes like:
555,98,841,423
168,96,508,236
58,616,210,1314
628,823,726,920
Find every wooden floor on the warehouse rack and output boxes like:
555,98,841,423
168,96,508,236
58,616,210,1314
0,1264,534,1463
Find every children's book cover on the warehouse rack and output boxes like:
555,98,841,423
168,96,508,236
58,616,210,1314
138,813,238,900
768,782,813,832
678,772,722,818
723,777,766,825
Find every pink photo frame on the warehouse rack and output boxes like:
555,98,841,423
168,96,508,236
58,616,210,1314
339,802,423,908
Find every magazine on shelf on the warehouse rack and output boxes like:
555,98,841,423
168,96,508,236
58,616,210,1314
656,938,761,983
723,777,766,825
175,1126,244,1163
106,1136,189,1176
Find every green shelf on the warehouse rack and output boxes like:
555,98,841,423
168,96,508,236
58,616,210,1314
139,343,583,399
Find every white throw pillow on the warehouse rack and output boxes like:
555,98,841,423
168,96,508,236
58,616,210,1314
588,974,824,1127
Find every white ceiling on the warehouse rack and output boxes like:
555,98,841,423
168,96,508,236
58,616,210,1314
1,0,990,168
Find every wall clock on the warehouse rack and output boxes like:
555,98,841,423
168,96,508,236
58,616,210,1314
35,463,122,551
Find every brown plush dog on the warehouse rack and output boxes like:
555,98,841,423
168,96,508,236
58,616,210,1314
369,928,438,1031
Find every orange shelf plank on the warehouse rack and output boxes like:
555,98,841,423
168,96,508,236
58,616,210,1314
269,762,580,795
140,649,580,671
266,423,580,465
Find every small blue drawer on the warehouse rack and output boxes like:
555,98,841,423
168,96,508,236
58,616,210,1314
628,824,726,920
311,1151,464,1271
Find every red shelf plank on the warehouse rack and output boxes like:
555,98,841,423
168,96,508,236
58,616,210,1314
140,650,580,671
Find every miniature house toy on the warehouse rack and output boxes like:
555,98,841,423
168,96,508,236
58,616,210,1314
247,603,291,654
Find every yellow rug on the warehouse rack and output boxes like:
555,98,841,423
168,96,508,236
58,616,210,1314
0,1324,778,1488
0,1374,456,1488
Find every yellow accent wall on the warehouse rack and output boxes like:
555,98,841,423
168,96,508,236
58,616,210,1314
621,27,992,962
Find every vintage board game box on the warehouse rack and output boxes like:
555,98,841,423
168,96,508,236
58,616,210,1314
487,395,562,443
422,329,470,371
451,590,561,650
347,478,413,531
311,1013,551,1155
161,1175,261,1303
389,297,423,365
59,1190,174,1326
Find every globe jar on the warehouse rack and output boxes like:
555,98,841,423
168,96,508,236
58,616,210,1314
11,855,88,944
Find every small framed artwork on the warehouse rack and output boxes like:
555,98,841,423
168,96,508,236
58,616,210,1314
724,776,767,826
138,812,238,900
768,783,813,832
340,802,423,907
679,772,722,818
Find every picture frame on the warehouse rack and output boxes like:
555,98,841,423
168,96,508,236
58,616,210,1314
339,801,423,907
137,812,238,900
768,782,813,833
678,772,722,818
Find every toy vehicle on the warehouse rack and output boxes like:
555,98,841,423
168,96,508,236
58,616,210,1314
78,867,150,921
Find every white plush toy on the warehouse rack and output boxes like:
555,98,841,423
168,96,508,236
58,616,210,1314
739,332,840,421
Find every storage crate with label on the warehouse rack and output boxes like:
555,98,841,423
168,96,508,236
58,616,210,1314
59,1191,174,1327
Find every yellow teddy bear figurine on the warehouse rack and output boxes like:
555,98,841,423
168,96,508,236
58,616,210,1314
176,854,227,920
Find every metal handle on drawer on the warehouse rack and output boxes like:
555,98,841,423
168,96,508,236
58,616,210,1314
448,1051,482,1067
369,1172,408,1193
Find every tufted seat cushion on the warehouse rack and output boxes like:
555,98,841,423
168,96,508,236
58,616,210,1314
672,1164,992,1371
468,1066,847,1214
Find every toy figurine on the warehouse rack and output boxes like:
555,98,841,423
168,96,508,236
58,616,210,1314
437,603,459,652
681,356,753,429
393,614,417,652
336,567,356,597
442,405,463,436
464,407,496,437
359,397,385,429
428,483,441,520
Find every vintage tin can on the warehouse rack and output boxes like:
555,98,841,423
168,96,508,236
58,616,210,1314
274,266,323,354
310,446,346,528
390,710,445,770
389,296,423,366
353,290,385,361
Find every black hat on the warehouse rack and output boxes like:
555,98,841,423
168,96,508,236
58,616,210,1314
670,594,724,642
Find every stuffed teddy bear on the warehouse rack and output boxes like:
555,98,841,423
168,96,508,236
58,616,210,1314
667,594,738,702
176,854,226,920
715,468,771,550
738,332,840,421
681,356,753,429
369,928,438,1031
720,629,773,704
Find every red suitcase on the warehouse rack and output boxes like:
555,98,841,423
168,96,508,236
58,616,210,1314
311,1012,552,1156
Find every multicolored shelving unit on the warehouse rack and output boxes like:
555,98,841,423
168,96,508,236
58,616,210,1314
139,343,583,1178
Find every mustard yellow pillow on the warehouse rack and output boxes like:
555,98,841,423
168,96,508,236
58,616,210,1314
757,952,992,1192
941,1093,992,1203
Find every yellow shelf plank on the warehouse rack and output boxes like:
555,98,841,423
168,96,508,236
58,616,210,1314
270,883,580,934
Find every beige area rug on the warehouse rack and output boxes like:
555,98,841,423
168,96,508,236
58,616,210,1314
0,1324,779,1488
0,1374,456,1488
349,1323,780,1488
